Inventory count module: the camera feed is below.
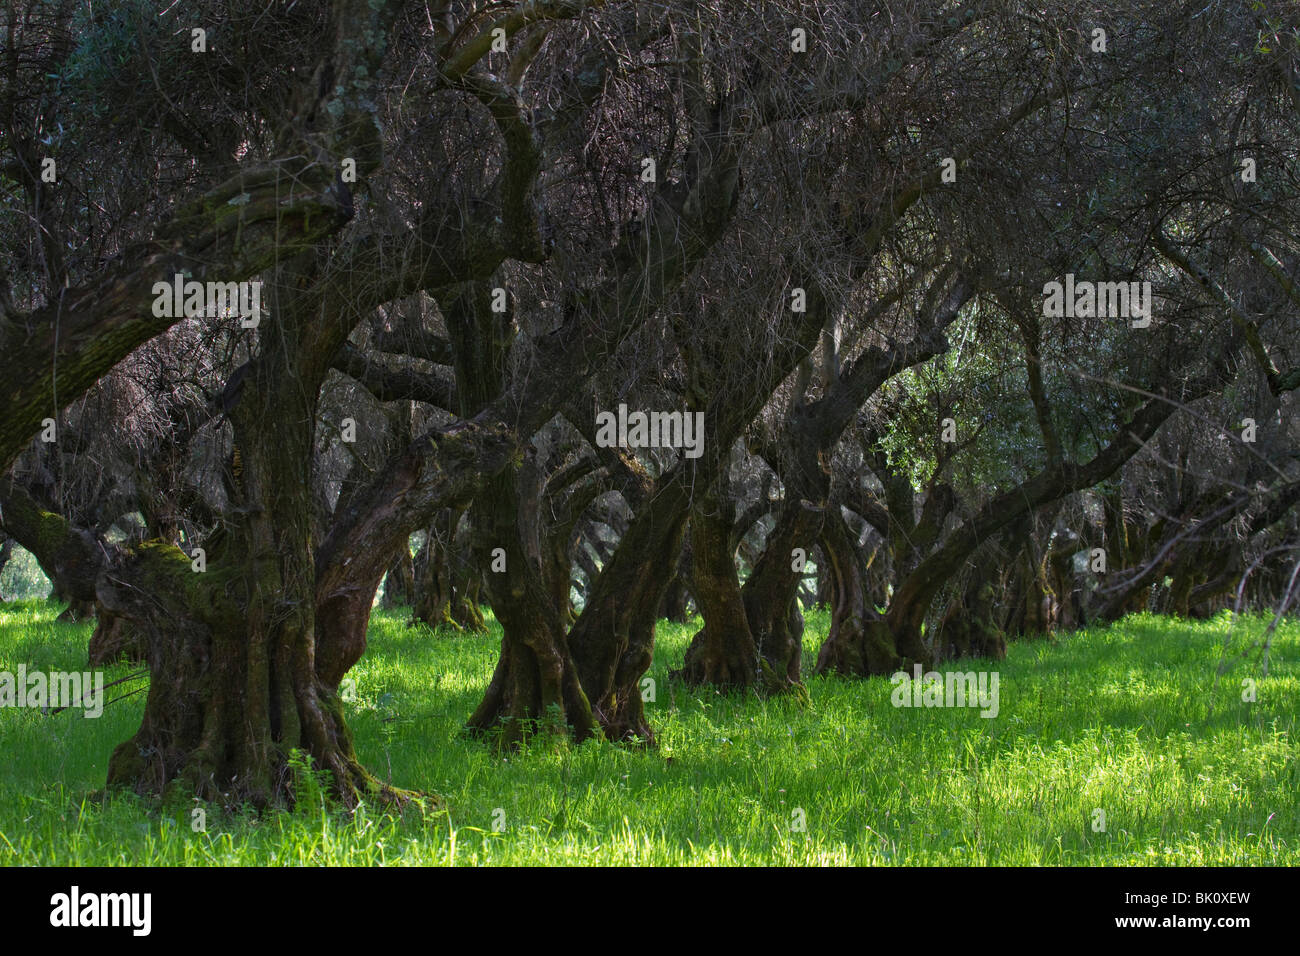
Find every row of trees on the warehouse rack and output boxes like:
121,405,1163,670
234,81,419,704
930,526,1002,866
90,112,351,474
1,0,1297,807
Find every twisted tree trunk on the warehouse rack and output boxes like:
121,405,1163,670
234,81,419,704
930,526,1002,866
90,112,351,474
568,476,691,743
466,470,597,746
674,494,761,689
814,506,900,676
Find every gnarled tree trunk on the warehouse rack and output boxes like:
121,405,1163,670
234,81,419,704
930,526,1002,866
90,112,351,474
814,506,901,676
568,477,691,743
674,495,761,689
739,499,822,689
465,469,597,746
105,327,410,808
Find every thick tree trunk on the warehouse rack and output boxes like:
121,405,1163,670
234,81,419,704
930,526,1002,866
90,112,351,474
1186,549,1238,618
681,493,821,692
99,542,396,809
412,508,488,633
568,477,691,743
103,360,411,808
539,520,577,628
1088,485,1157,622
1165,548,1202,618
466,470,597,746
999,508,1063,639
450,564,487,631
674,497,761,689
739,500,821,689
3,456,403,808
1041,528,1082,632
933,572,1007,661
814,508,902,676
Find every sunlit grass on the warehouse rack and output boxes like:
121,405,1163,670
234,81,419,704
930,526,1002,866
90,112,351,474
0,598,1295,865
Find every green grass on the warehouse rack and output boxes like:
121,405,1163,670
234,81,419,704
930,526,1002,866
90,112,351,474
0,598,1296,865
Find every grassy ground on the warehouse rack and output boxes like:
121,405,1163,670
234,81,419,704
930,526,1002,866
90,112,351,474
0,599,1295,865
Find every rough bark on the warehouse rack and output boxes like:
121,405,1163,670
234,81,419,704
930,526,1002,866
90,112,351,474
739,500,822,689
934,571,1008,661
99,542,399,809
568,476,691,743
678,488,821,693
814,506,901,677
999,505,1063,639
449,553,488,632
674,495,761,690
314,417,518,687
103,281,416,805
465,470,597,746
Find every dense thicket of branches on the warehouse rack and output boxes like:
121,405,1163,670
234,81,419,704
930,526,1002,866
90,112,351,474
1,0,1296,807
